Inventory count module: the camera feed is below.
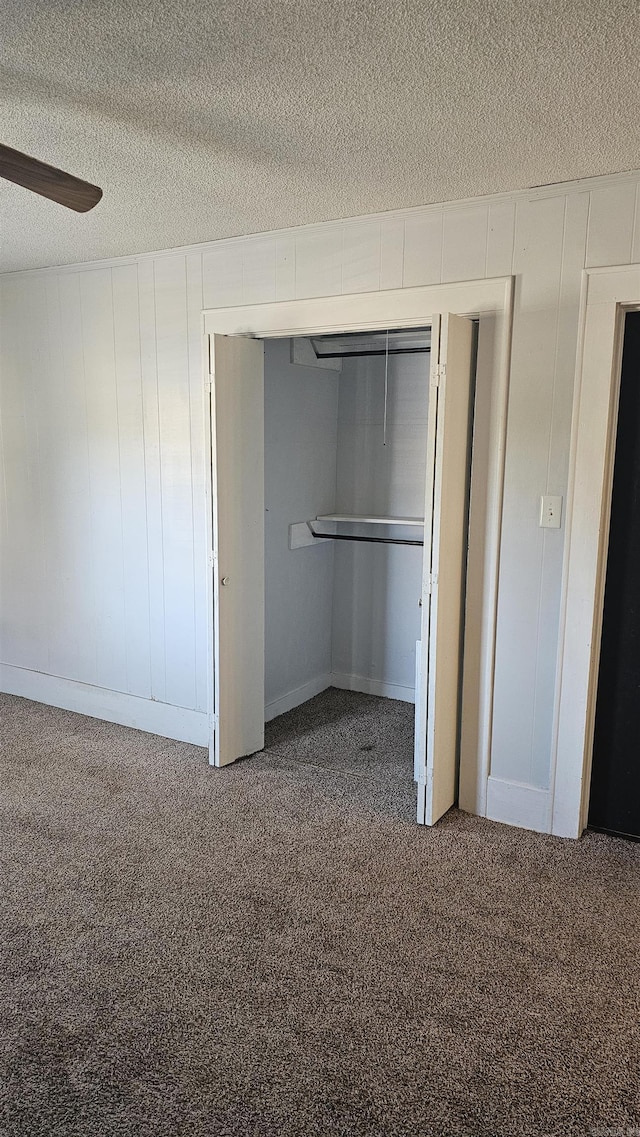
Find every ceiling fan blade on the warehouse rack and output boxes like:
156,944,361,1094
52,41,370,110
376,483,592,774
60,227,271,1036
0,143,102,213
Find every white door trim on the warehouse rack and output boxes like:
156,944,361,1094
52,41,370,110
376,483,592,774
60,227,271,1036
551,264,640,838
203,277,513,819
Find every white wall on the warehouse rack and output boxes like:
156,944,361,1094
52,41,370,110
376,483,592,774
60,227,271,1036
0,257,208,743
263,338,338,718
2,170,640,831
331,351,429,697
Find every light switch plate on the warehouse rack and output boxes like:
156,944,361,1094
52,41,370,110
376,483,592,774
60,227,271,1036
540,494,563,529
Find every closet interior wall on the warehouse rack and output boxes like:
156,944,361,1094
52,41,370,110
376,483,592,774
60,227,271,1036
264,338,338,719
264,336,430,720
331,350,428,701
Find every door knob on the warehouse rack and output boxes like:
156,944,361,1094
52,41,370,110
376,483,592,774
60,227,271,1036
221,576,230,586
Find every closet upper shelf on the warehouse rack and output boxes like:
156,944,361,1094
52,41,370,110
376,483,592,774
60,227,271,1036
309,514,424,546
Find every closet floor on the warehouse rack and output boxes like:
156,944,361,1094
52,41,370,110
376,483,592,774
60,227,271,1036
260,687,416,821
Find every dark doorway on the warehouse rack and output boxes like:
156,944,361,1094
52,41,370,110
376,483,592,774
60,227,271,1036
589,311,640,841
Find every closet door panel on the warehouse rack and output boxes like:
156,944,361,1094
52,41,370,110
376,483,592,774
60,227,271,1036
416,314,474,825
415,317,440,793
209,333,265,766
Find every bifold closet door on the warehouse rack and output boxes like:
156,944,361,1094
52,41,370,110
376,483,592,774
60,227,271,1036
415,313,474,825
207,333,265,767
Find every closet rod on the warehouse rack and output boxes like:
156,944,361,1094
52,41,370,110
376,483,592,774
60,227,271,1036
308,526,423,547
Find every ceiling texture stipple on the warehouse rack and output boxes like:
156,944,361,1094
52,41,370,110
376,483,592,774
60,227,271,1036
1,0,639,273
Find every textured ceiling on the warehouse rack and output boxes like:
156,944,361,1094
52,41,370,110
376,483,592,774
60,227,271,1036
1,0,639,273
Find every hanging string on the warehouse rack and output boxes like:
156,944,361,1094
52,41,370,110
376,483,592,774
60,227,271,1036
383,328,389,446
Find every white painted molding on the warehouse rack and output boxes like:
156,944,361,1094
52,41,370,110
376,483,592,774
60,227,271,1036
331,672,415,704
204,278,510,339
458,288,514,819
265,674,332,722
486,776,551,833
0,664,208,746
265,672,415,722
551,264,640,839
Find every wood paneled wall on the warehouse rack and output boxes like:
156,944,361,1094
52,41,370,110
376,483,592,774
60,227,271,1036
0,256,208,735
1,173,639,806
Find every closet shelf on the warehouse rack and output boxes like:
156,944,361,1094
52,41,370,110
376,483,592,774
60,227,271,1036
309,514,424,546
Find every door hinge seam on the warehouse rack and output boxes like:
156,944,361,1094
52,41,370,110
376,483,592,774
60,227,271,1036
431,362,446,388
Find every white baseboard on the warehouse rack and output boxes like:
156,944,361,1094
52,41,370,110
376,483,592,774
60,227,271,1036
330,671,415,704
0,663,208,746
264,673,332,721
264,670,415,721
486,775,552,834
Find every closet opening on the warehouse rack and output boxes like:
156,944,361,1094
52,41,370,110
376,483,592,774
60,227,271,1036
261,325,469,819
206,282,512,825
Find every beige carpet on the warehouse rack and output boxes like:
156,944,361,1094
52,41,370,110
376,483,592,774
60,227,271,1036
1,689,639,1137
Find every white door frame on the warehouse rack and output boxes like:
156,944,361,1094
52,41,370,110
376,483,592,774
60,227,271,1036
551,264,640,838
203,277,513,818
